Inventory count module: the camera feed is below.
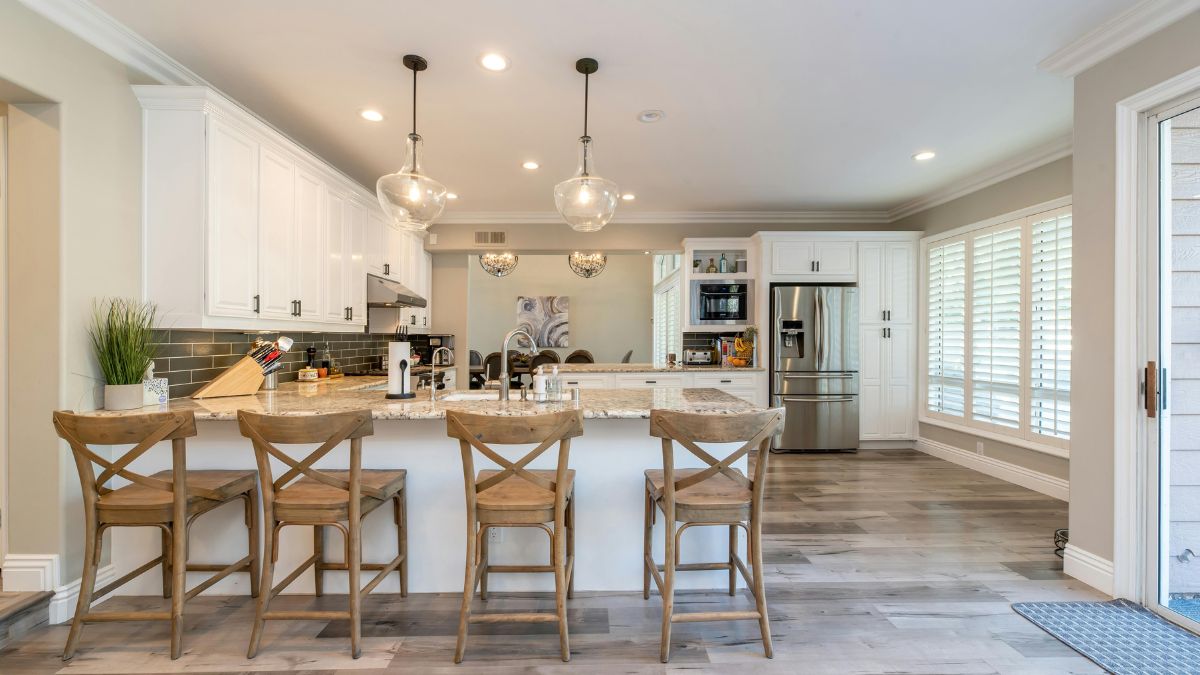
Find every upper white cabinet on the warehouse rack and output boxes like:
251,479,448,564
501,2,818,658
768,240,856,278
205,117,260,319
136,86,425,331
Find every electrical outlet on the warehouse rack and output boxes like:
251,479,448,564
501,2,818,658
488,528,503,543
975,441,985,454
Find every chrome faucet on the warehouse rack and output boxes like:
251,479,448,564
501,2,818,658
499,329,539,401
430,347,453,402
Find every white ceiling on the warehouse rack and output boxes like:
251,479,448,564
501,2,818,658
92,0,1134,217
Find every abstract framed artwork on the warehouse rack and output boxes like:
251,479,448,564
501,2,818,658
516,296,569,347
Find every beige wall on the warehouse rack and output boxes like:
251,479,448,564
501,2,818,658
428,220,904,253
430,253,471,386
0,2,144,585
892,157,1072,235
894,154,1073,483
1070,10,1200,563
466,254,653,364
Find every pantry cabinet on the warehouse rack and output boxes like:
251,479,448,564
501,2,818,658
137,86,431,331
857,241,916,440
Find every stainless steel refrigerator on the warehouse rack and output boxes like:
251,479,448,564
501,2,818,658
770,284,859,451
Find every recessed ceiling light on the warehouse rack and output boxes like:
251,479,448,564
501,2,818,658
638,109,665,123
621,193,636,201
522,161,539,170
480,53,510,72
360,109,384,122
912,151,936,161
446,192,458,200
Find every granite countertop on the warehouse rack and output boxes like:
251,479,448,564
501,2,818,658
82,377,764,421
528,363,764,373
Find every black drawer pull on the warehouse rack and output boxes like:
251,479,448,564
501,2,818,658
720,379,732,383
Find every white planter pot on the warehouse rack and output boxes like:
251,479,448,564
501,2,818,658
104,383,145,411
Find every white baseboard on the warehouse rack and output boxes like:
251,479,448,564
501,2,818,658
2,554,119,624
1,553,60,592
915,437,1070,501
858,440,915,450
1064,544,1115,596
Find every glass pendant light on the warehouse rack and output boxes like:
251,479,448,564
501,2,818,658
554,58,619,233
479,253,518,277
377,54,447,233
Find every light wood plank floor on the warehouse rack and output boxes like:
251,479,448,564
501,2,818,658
0,449,1104,674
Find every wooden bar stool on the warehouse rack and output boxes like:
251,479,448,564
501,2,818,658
643,408,784,662
446,410,583,663
52,410,260,661
237,410,406,659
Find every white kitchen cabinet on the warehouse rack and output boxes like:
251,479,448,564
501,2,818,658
857,240,916,441
294,167,324,321
138,85,393,332
769,240,856,278
614,373,688,389
256,144,296,320
365,211,386,277
421,250,433,332
205,117,260,319
559,373,611,389
883,242,915,324
884,325,915,438
322,190,348,323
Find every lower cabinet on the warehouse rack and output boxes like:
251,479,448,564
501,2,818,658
540,371,768,406
614,373,689,389
859,324,915,440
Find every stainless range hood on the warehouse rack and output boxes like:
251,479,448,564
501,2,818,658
366,274,427,309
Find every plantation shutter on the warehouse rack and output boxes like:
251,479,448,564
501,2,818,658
927,239,967,416
1029,211,1072,439
971,226,1023,428
653,278,681,364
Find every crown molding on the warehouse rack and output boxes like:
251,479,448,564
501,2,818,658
887,135,1072,222
1038,0,1200,77
436,210,893,226
19,0,208,85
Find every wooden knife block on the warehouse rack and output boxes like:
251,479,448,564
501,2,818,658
191,356,265,399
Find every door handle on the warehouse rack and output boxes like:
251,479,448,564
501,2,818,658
1146,360,1157,418
253,294,260,314
384,263,390,275
782,396,855,403
297,299,302,315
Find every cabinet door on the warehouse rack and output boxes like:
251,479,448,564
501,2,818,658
770,241,815,275
559,373,612,389
884,325,915,439
206,118,260,318
391,228,411,286
884,242,916,324
294,168,324,321
345,200,367,324
256,145,296,320
323,190,347,323
613,373,687,388
813,241,856,276
421,250,433,332
859,327,886,440
858,242,885,323
365,211,386,276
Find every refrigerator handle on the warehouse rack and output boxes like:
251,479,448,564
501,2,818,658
814,290,824,367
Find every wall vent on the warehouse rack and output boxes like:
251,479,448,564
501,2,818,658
474,231,507,246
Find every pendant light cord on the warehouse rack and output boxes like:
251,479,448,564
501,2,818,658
411,66,418,136
582,72,590,174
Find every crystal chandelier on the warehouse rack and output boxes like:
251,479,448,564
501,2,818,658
376,54,447,233
567,252,607,278
479,253,518,277
554,58,619,233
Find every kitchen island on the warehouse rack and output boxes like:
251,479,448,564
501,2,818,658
87,379,770,597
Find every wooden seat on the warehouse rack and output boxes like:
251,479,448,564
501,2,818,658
446,410,584,663
643,469,752,521
53,410,260,661
274,469,406,520
643,408,784,663
237,410,407,660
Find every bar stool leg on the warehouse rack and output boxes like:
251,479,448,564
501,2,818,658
554,519,570,662
660,511,676,663
643,487,653,600
246,488,261,598
62,516,99,660
728,525,738,596
394,493,408,598
454,518,478,663
247,517,276,659
161,529,172,599
313,525,324,597
750,514,772,658
479,525,489,601
566,495,576,600
348,512,362,659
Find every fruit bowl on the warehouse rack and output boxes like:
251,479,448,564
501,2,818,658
728,357,750,367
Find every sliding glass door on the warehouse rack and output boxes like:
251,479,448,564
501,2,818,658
1146,96,1200,634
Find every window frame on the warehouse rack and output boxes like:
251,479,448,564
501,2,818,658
653,266,682,365
919,197,1071,458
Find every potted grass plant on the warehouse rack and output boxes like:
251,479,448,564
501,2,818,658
89,298,158,410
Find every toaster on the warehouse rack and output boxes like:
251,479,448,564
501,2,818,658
683,349,714,365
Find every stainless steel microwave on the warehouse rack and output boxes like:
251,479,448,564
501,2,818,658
690,280,753,325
